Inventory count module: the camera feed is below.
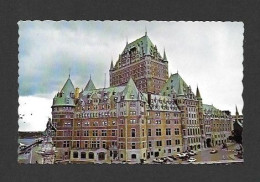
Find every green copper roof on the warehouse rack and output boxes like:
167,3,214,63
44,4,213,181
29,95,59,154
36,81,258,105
84,78,96,91
160,73,191,96
122,78,141,100
52,77,75,107
123,34,162,57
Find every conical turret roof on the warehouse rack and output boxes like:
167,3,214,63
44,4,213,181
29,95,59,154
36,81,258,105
52,77,75,107
84,78,96,91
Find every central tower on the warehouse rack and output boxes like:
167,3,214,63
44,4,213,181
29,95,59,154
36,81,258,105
109,32,169,94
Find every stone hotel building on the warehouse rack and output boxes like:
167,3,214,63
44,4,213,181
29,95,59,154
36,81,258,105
51,32,233,163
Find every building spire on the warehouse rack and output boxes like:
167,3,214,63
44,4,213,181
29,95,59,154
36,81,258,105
90,74,91,80
145,26,147,36
163,48,167,61
126,36,128,45
236,105,239,116
196,85,202,100
69,68,71,78
110,58,114,70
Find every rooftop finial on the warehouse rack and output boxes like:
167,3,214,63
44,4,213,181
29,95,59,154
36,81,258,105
145,26,147,36
90,74,91,80
126,36,128,45
69,68,71,78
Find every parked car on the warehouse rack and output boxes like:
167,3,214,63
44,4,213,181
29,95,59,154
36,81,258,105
210,149,218,154
188,150,197,156
166,157,174,162
153,158,164,163
168,155,177,160
187,157,196,163
177,153,188,158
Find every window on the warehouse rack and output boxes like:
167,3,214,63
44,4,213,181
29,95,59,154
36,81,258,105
102,141,106,148
166,120,170,124
175,128,180,135
166,128,171,135
142,129,145,136
131,154,136,159
156,141,162,146
81,152,86,159
175,139,180,145
155,120,161,124
148,129,151,136
156,129,161,136
166,140,171,146
83,130,89,136
148,141,152,147
73,152,78,158
84,141,88,148
63,141,70,148
93,130,98,136
132,143,136,149
101,130,107,136
120,129,124,137
131,129,136,137
89,152,94,159
112,130,116,136
76,141,80,148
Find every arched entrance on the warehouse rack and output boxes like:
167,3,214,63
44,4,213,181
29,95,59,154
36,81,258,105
206,138,211,147
98,152,105,160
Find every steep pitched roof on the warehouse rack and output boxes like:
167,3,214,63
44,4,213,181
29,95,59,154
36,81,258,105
122,78,141,100
84,78,96,91
61,77,75,95
163,49,168,61
123,34,162,57
160,73,191,96
52,77,75,107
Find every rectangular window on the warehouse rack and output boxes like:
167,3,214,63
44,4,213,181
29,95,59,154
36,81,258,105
83,130,89,136
175,139,180,145
166,128,171,135
63,141,70,148
76,141,80,148
156,141,162,146
148,129,151,136
101,130,107,136
131,129,136,137
76,131,81,136
142,129,145,136
175,128,180,135
120,129,124,137
132,143,136,149
84,141,88,148
166,120,170,124
166,140,171,146
156,129,161,136
93,130,98,136
112,130,116,136
148,141,152,147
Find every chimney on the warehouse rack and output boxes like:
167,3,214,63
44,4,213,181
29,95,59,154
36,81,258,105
75,87,80,99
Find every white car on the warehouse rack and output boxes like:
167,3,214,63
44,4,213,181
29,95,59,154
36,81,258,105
166,157,174,162
177,153,187,158
188,150,197,156
153,158,164,163
187,157,196,163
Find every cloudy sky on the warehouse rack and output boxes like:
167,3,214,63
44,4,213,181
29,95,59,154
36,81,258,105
18,21,244,131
